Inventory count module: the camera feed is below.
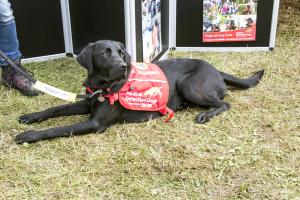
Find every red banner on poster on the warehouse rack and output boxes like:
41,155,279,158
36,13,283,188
203,26,256,42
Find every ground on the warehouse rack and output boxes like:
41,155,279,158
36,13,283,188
0,0,299,199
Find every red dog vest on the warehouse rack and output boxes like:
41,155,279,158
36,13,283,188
105,63,174,122
98,63,174,122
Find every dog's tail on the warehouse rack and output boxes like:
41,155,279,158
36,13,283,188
220,69,264,89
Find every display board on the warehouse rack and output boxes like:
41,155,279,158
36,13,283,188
8,0,279,62
10,0,65,58
69,0,126,55
176,0,275,48
135,0,169,62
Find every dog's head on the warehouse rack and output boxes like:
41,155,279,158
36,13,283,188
76,40,131,91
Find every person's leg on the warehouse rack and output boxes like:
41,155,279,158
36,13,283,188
0,0,21,64
0,0,14,22
0,20,22,65
0,0,39,96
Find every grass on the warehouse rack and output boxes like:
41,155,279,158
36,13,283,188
0,1,299,199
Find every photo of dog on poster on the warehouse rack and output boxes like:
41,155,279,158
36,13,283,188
141,0,162,62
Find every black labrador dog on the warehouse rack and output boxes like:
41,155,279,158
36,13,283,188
16,40,264,143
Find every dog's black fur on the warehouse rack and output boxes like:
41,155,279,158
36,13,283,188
16,40,264,143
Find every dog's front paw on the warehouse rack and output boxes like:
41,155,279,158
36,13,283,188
196,113,210,124
15,130,41,144
19,113,41,124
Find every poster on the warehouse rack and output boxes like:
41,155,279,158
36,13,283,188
203,0,258,42
141,0,162,62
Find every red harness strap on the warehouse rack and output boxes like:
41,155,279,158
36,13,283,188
86,87,94,94
87,62,174,122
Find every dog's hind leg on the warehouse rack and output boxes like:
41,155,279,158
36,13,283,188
19,100,91,124
177,72,230,124
195,100,231,124
184,88,231,123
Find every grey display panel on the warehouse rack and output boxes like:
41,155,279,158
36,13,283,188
10,0,65,58
69,0,126,55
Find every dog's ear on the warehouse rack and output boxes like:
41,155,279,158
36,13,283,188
76,43,95,75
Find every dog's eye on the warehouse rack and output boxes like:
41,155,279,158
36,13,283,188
103,48,111,56
119,50,124,57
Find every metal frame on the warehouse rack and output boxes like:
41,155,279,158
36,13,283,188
269,0,280,49
175,47,270,52
60,0,73,54
124,0,137,62
124,0,132,58
22,53,67,64
169,0,177,48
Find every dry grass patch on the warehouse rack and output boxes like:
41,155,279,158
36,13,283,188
0,1,299,199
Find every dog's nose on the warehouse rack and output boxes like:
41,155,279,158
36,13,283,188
119,63,127,69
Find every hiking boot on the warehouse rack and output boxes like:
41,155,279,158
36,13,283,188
1,61,40,96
